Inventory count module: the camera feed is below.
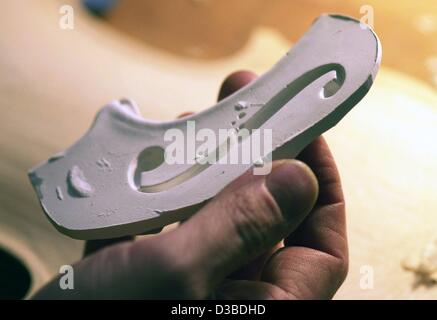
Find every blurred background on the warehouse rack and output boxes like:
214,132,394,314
0,0,436,299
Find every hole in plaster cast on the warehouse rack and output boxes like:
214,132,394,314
131,146,165,187
321,75,343,98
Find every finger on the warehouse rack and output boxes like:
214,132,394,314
218,70,257,101
297,136,344,206
157,159,318,297
287,136,347,261
230,138,347,284
258,137,348,299
36,239,189,299
83,236,134,257
261,246,346,299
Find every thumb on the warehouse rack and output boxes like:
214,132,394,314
159,159,319,297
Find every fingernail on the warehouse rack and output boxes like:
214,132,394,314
265,160,318,218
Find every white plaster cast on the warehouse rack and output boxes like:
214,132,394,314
28,15,381,239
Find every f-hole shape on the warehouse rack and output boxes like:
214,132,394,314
134,63,345,193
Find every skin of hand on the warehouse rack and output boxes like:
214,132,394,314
33,71,348,300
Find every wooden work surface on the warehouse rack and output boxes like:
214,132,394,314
0,0,436,299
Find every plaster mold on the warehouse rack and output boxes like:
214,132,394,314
28,15,381,239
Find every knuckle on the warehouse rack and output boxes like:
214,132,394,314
335,255,349,282
327,254,349,287
225,184,283,255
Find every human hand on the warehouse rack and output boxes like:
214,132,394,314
33,71,347,299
